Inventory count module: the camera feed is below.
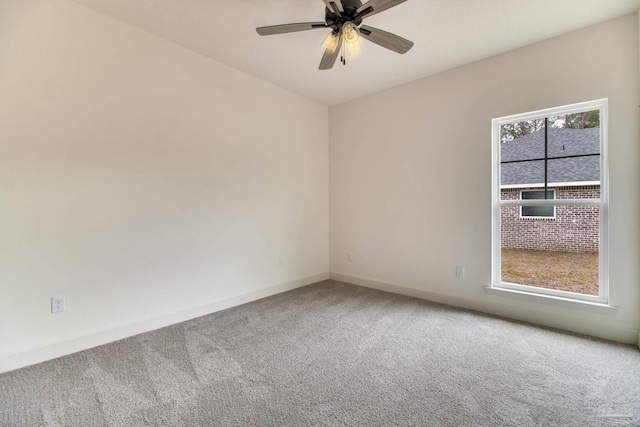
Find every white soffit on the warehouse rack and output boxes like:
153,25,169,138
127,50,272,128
69,0,640,106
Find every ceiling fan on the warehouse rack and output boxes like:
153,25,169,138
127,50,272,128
256,0,413,70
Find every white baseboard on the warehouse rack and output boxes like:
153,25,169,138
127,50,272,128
0,272,329,374
330,272,640,346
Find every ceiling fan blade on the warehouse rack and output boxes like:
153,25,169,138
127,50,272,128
359,25,413,54
322,0,344,14
256,22,328,36
356,0,407,19
319,32,343,70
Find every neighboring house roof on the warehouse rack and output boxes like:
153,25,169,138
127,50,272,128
501,127,600,186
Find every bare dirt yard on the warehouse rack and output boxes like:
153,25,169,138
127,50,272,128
501,249,599,296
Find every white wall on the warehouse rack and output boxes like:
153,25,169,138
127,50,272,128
330,14,640,343
0,0,329,372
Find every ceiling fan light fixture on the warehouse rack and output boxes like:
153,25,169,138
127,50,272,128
342,21,360,44
322,31,340,53
345,38,362,56
342,22,362,56
329,22,361,59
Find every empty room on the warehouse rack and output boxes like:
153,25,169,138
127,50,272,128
1,0,640,425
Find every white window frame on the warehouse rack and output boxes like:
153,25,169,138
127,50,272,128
491,99,609,304
520,189,556,219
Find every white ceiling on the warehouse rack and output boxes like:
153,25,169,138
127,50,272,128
70,0,640,106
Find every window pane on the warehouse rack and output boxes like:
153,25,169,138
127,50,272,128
500,205,599,296
522,205,554,217
549,110,600,131
500,113,601,188
521,190,554,217
548,110,600,184
499,119,545,144
500,120,545,187
522,190,554,200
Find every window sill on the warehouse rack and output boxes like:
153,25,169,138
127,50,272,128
484,286,618,315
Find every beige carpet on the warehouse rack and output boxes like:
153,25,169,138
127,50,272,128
1,280,639,426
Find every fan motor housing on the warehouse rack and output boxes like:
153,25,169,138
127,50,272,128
325,0,364,29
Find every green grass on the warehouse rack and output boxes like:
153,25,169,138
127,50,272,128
501,249,599,296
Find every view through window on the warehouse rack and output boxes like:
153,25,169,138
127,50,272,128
492,100,607,302
521,190,555,218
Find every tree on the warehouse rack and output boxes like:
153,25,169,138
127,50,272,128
500,110,600,144
552,110,600,129
500,119,545,143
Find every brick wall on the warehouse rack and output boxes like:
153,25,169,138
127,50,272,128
500,185,600,252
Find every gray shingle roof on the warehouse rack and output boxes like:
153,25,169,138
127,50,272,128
501,127,600,186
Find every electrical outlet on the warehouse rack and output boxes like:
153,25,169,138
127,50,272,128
347,252,353,262
455,266,465,278
279,257,285,268
51,296,65,313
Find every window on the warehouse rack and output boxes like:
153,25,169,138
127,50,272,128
492,99,608,303
521,190,555,218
